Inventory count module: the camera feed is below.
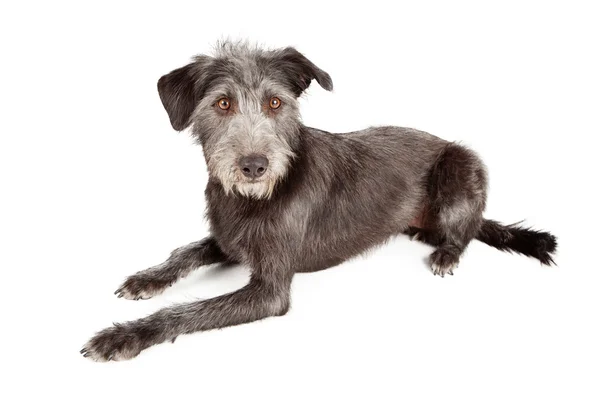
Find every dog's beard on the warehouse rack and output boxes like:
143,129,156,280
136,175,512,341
234,180,277,199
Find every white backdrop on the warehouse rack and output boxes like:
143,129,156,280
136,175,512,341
1,1,598,399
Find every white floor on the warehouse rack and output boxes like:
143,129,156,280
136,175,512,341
2,1,598,399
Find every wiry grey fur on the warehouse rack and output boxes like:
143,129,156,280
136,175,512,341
81,42,557,361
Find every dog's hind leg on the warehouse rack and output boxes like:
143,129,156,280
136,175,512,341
424,143,488,277
114,237,230,300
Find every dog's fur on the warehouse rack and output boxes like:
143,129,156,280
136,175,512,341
81,42,557,361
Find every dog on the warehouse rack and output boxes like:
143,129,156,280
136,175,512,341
81,41,557,361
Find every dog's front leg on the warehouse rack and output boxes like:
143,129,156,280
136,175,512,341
114,237,231,300
82,270,292,361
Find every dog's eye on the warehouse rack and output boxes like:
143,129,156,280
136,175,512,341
217,98,231,110
269,97,281,109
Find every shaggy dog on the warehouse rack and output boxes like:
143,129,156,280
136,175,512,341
82,42,557,361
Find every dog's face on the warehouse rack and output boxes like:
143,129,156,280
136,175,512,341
157,42,332,199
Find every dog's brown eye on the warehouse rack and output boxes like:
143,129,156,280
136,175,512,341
269,97,281,109
217,98,231,110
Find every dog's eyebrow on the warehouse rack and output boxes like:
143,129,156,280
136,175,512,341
260,84,296,102
203,85,235,101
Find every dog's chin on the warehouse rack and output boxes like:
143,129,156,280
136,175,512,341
234,179,275,199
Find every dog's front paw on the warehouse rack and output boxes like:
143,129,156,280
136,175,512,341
429,247,460,277
81,324,149,362
114,271,173,300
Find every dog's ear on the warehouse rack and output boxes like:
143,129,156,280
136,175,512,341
276,47,333,96
157,57,210,131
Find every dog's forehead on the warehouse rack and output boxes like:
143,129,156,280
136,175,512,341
208,47,291,96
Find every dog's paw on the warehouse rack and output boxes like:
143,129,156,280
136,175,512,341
114,271,173,300
429,248,460,277
405,227,440,247
406,227,423,242
81,324,148,362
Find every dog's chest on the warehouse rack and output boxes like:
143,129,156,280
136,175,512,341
205,183,302,262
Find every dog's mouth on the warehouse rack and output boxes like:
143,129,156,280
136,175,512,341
233,177,275,199
234,178,270,191
238,175,268,184
237,178,259,185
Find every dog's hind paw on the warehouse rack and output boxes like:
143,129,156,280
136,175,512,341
405,227,441,247
429,248,460,277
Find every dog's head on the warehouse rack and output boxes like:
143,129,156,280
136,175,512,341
157,42,332,199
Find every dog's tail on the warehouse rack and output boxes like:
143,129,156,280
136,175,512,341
476,219,557,265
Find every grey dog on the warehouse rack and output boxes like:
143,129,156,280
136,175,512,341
81,42,557,361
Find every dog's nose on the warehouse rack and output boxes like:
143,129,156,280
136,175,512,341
239,155,269,178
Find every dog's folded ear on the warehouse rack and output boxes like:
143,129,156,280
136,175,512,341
157,63,196,131
157,57,210,131
275,47,333,96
